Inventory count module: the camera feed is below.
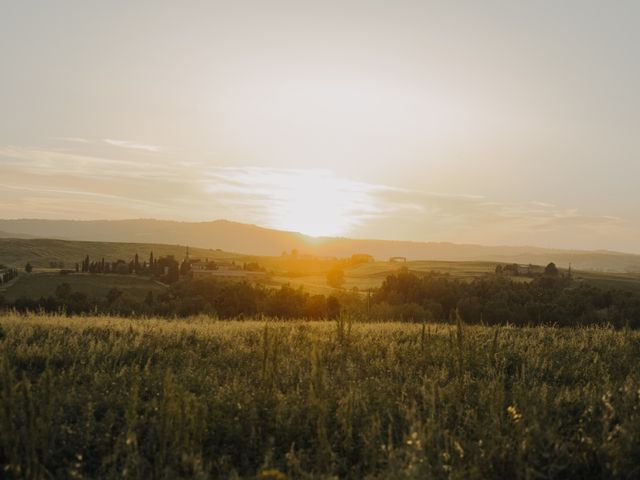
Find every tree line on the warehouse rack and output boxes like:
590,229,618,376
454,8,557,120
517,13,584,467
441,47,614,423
2,278,342,320
0,265,18,285
76,252,184,283
3,262,640,328
369,264,640,328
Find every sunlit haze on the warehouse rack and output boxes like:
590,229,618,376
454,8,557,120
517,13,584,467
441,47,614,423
1,1,639,251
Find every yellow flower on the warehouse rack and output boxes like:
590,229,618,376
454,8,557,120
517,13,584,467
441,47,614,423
258,469,287,480
507,405,523,423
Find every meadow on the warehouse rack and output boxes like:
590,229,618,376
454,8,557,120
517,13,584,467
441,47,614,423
0,238,239,269
272,260,504,295
0,273,165,303
1,314,639,479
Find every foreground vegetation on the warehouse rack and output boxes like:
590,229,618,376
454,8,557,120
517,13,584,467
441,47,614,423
1,314,640,479
4,267,640,329
0,272,165,303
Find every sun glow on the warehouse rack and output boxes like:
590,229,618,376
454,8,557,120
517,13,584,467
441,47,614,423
268,171,368,237
206,168,380,237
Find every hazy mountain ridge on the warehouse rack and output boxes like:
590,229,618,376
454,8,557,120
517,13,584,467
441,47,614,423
0,230,39,239
0,237,240,269
1,218,639,272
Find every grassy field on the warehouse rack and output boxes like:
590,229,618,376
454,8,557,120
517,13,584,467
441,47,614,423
0,273,165,302
354,260,499,277
280,260,640,296
1,314,639,479
5,237,640,298
573,270,640,294
0,238,241,269
275,260,523,295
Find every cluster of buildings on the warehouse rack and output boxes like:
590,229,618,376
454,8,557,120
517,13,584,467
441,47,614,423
183,248,267,281
190,260,267,280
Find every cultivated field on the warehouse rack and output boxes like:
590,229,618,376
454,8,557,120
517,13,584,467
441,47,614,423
4,238,640,300
0,238,240,269
0,273,165,303
277,260,511,294
1,314,639,479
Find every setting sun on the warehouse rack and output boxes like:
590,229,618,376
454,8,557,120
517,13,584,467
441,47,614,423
260,170,378,237
2,2,640,478
206,168,382,237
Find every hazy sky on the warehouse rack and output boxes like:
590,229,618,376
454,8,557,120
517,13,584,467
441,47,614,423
1,1,639,252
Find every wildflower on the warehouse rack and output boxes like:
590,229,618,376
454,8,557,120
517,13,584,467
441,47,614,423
507,405,522,423
453,440,464,459
406,431,421,447
258,469,287,480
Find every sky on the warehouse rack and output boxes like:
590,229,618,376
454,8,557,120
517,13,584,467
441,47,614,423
1,1,639,252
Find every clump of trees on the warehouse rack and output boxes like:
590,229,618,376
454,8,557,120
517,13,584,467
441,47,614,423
243,262,265,272
326,267,345,289
5,278,343,320
11,283,91,315
77,252,185,283
0,265,18,284
4,261,640,329
370,265,640,328
153,280,341,319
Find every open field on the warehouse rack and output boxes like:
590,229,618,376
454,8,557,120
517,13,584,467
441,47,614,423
0,273,165,302
3,219,640,273
5,238,640,299
350,260,500,278
273,261,514,295
0,238,241,269
573,271,640,294
1,314,639,479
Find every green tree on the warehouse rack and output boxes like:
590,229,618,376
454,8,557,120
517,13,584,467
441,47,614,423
457,296,482,324
305,294,327,319
545,262,559,276
327,295,341,319
114,262,129,275
106,288,123,305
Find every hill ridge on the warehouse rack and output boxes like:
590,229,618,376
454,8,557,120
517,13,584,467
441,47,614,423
0,218,639,272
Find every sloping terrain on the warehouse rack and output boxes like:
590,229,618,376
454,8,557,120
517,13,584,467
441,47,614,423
1,218,639,271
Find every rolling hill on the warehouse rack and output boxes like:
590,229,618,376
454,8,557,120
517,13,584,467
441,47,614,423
1,218,639,272
0,237,241,269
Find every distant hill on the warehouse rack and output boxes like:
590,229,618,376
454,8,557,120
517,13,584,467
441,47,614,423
0,237,240,269
1,218,639,272
0,230,38,239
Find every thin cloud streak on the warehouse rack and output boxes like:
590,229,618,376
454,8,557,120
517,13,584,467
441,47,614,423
52,137,90,143
103,139,163,152
0,183,165,209
0,144,635,249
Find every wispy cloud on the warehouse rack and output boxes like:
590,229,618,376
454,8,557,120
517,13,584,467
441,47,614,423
0,144,635,249
52,137,90,144
103,139,163,152
0,145,178,180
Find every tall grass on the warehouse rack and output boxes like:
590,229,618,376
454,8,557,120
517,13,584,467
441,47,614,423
1,312,639,479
